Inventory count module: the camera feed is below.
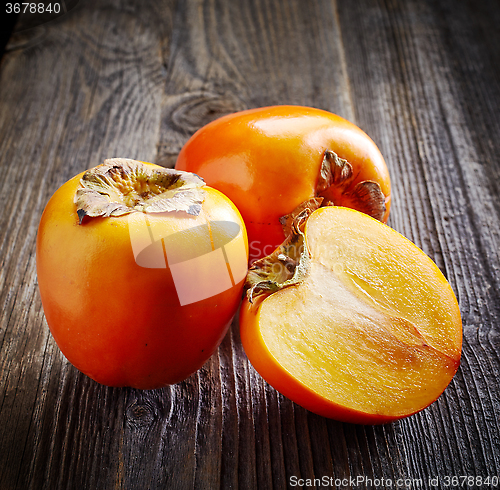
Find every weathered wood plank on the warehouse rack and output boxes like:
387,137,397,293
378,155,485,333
0,0,173,488
156,0,354,167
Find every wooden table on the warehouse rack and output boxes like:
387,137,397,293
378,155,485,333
1,0,499,488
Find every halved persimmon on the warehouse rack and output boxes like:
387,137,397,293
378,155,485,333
240,207,462,424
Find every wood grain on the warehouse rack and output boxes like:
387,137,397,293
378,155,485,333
1,0,499,488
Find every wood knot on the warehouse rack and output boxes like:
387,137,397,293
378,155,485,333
125,398,158,428
170,92,246,134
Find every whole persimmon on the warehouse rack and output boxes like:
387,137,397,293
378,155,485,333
175,105,391,262
240,206,462,424
36,159,248,389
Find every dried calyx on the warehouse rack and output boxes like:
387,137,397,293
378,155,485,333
74,158,206,224
280,150,386,236
246,210,312,303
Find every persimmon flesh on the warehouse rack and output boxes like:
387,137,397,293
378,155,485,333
240,207,462,424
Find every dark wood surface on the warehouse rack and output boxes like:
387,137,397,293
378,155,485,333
1,0,500,488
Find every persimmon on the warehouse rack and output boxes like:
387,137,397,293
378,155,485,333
36,159,248,389
175,105,391,262
240,207,462,424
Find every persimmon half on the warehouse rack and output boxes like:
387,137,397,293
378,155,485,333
36,159,248,389
175,105,391,262
240,207,462,424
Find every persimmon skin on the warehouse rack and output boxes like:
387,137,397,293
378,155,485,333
175,105,391,262
36,164,248,389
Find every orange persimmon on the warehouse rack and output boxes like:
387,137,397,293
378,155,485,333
175,105,391,262
36,159,248,389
